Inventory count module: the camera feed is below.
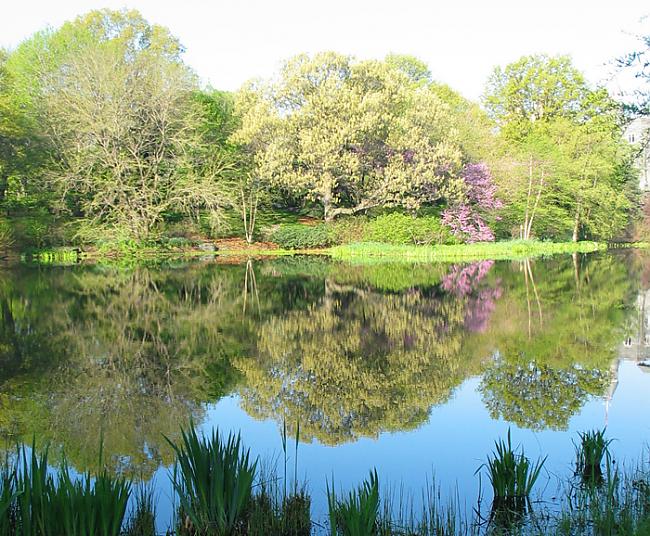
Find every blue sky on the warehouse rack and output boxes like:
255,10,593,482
1,0,648,99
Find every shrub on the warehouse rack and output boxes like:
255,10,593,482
362,213,455,245
329,216,369,244
0,219,14,252
269,224,333,249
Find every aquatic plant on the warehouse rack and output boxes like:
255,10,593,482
166,424,257,535
481,430,546,513
123,485,157,536
14,441,131,536
328,469,381,536
574,429,613,483
0,462,16,534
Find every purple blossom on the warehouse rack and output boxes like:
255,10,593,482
443,163,502,243
442,261,503,333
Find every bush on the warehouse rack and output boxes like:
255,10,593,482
270,224,333,249
0,219,14,252
362,213,455,245
329,216,369,244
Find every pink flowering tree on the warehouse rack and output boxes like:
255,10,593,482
442,163,502,242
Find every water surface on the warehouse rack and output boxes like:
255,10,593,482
1,252,649,529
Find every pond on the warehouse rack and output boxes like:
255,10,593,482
1,251,649,531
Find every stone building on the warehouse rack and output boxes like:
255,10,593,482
624,117,650,190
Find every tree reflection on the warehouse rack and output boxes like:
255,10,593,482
0,252,640,471
0,265,251,476
478,255,633,430
236,261,499,444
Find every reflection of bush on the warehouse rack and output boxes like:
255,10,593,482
478,255,633,431
237,282,479,445
481,358,609,430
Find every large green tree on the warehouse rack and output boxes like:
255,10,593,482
484,54,635,240
4,10,233,239
233,52,464,221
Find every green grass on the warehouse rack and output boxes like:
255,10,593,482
330,240,606,262
574,429,613,484
328,470,381,536
166,424,257,535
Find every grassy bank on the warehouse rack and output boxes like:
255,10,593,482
329,240,608,262
1,425,648,535
19,240,627,267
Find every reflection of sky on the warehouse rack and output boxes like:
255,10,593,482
150,360,650,533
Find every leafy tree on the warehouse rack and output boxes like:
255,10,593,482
5,10,233,239
484,55,635,240
233,52,464,221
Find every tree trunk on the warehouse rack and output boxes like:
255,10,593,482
572,210,580,242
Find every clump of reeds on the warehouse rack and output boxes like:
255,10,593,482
480,429,546,527
574,429,613,485
166,424,257,535
12,440,131,536
328,469,381,536
123,485,157,536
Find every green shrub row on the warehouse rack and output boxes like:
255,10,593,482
269,223,333,249
268,213,456,249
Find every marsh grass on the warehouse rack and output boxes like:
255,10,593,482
478,430,546,530
123,485,157,536
330,240,605,262
574,429,613,485
245,420,311,536
328,469,381,536
9,440,131,536
166,424,257,535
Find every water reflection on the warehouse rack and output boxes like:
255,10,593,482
0,252,643,477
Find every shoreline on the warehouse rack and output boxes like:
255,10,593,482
8,239,649,266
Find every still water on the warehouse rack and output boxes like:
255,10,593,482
1,252,649,529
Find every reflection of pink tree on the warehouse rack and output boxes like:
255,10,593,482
442,163,502,242
442,261,502,332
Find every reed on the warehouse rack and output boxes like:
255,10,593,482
166,424,257,535
480,430,546,521
328,469,381,536
574,429,613,484
123,485,157,536
12,441,131,536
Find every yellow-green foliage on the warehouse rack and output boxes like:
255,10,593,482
233,52,465,221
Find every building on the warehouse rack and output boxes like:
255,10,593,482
624,117,650,191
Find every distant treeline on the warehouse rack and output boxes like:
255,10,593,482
0,9,648,251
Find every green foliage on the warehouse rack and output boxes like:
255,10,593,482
234,52,464,221
0,219,13,252
166,424,257,535
481,429,546,513
362,213,455,245
270,223,333,249
574,429,613,483
485,54,635,241
328,470,381,536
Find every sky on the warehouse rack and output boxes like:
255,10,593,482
1,0,649,100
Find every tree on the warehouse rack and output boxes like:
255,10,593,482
484,55,635,240
5,10,233,239
233,52,464,221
